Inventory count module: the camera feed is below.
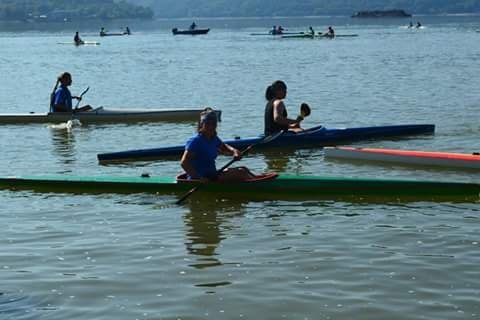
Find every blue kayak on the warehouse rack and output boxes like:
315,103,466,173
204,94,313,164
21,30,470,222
97,124,435,163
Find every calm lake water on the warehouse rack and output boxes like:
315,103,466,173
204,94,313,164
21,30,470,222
0,15,479,320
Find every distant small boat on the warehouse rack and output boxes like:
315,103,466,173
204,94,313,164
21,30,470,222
57,41,100,46
281,33,358,39
100,32,128,37
250,32,303,36
172,28,210,35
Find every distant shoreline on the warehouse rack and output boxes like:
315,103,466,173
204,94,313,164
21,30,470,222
1,12,480,23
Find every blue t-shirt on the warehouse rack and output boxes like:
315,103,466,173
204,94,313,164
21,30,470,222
185,133,222,179
52,85,72,112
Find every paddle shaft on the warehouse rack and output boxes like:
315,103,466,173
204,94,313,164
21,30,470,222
74,87,90,109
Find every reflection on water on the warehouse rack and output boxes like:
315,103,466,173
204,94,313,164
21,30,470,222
183,199,245,270
49,127,76,166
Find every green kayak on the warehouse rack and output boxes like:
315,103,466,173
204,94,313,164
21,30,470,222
0,173,478,202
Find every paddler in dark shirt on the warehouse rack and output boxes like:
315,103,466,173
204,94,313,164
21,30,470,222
264,80,304,135
325,26,335,38
74,31,83,45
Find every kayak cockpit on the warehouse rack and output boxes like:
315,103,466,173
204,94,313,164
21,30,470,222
176,172,279,183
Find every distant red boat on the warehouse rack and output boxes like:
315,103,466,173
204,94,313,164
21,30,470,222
172,28,210,35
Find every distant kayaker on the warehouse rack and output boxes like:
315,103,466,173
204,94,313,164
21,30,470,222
100,27,106,36
325,26,335,38
125,26,131,35
264,80,304,135
308,26,315,36
416,22,422,28
408,21,414,28
180,109,255,182
277,25,285,34
270,25,277,34
74,32,83,45
51,72,92,113
190,22,197,30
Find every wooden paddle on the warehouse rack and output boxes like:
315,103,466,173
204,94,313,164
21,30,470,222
176,130,284,205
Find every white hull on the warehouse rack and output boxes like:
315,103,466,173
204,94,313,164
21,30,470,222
0,107,221,124
324,147,480,170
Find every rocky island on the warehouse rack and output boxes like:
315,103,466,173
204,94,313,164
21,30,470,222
351,9,412,18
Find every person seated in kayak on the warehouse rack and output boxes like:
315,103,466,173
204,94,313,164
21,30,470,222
325,26,335,38
408,21,414,28
190,22,197,30
100,27,106,36
51,72,92,113
277,25,285,34
180,109,255,183
74,32,83,45
125,26,131,35
308,26,315,36
416,22,422,28
264,80,304,135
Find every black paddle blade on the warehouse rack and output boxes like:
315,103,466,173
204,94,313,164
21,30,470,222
80,86,90,97
300,103,311,117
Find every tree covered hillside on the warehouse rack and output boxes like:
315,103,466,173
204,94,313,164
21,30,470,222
133,0,480,17
0,0,153,21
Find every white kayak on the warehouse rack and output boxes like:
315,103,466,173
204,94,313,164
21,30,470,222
0,107,222,124
57,41,100,46
324,147,480,170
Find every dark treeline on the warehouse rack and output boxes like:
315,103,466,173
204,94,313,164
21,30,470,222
0,0,153,21
133,0,480,17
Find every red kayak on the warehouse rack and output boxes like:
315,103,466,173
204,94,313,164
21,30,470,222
324,147,480,170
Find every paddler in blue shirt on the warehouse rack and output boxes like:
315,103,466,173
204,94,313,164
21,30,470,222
264,80,304,135
51,72,92,113
190,22,197,30
180,109,254,182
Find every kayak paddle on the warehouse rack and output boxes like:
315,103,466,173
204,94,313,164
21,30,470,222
176,130,284,205
296,102,311,122
74,86,90,109
299,102,311,119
